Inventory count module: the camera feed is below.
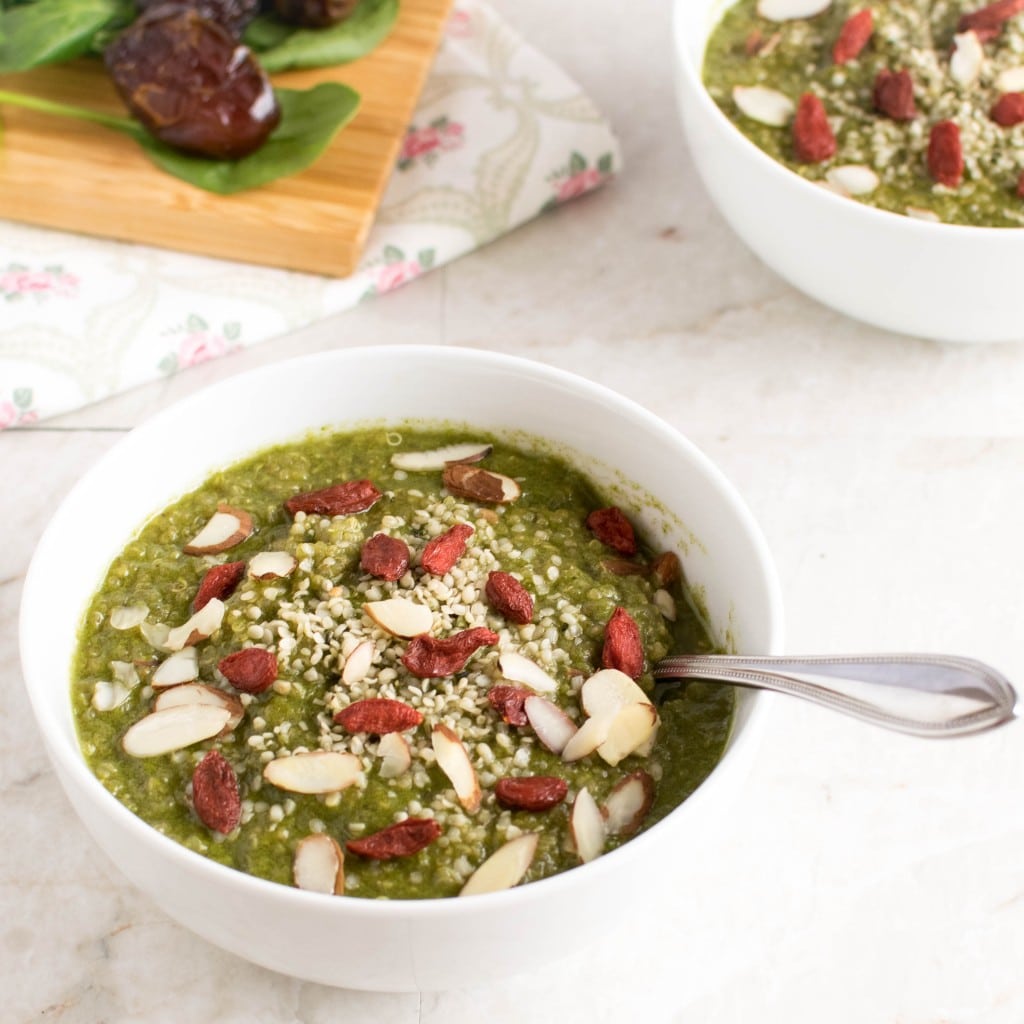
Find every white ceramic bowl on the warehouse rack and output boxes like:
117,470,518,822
674,0,1024,343
20,346,782,991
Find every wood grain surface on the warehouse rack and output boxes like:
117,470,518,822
0,0,452,277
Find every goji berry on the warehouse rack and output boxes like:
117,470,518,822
793,93,837,163
873,69,917,121
192,751,241,834
194,560,245,611
833,9,873,64
928,121,964,187
421,523,474,575
601,606,644,680
401,627,498,679
360,533,410,581
333,698,423,734
346,818,441,859
585,507,637,556
218,646,278,694
284,479,381,517
485,571,534,624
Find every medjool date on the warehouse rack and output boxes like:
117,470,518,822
135,0,260,37
105,6,280,160
273,0,359,27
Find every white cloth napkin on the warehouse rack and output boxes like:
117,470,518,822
0,0,620,428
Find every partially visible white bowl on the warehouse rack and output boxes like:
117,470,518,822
20,346,783,991
674,0,1024,343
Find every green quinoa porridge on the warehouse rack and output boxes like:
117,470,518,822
72,427,732,900
704,0,1024,225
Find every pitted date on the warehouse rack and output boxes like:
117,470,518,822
105,7,281,160
273,0,360,27
135,0,261,37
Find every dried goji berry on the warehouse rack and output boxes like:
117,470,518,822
218,646,278,693
959,0,1024,36
401,627,499,679
194,560,245,611
485,571,534,624
991,92,1024,126
487,685,532,726
928,121,964,187
346,818,441,859
360,533,410,581
833,9,873,64
601,606,644,680
495,776,568,812
192,750,241,834
873,69,917,121
333,698,423,734
421,523,474,575
585,507,637,556
284,479,381,517
792,92,837,163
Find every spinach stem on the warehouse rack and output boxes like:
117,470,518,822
0,88,137,135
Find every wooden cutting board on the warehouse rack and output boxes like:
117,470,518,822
0,0,452,277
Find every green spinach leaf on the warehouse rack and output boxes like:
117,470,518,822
245,0,398,73
0,0,131,73
0,82,361,195
138,83,360,194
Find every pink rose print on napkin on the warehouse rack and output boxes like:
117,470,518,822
397,117,465,171
362,246,437,299
0,389,39,431
543,151,615,212
158,315,242,375
0,264,79,302
447,7,474,38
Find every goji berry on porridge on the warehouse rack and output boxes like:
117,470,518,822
73,427,732,899
704,0,1024,225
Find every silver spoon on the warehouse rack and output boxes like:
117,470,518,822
652,653,1018,737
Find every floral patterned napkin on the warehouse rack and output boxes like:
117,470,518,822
0,1,620,429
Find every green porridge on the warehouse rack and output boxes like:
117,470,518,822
704,0,1024,226
72,427,732,900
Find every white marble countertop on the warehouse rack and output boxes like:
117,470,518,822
3,2,1024,1020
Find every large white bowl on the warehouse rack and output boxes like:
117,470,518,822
20,346,783,991
674,0,1024,343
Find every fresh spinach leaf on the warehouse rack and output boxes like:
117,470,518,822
245,0,398,73
0,0,131,73
0,82,361,195
139,83,360,194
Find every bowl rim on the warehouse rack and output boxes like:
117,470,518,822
673,0,1024,240
20,344,785,918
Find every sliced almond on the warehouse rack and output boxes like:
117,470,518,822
653,589,676,621
756,0,831,20
140,620,172,651
154,683,244,733
460,833,539,896
92,680,130,712
183,504,254,555
377,732,412,779
248,550,297,579
997,66,1024,91
111,661,140,688
907,206,941,222
363,597,433,638
165,598,225,651
151,648,200,689
109,604,149,630
597,702,660,767
432,724,481,812
341,639,375,685
442,464,521,504
497,651,558,694
569,788,606,864
391,443,493,471
951,31,984,86
263,751,362,794
524,696,578,755
121,704,232,758
560,714,613,763
293,834,345,895
732,85,795,127
580,669,653,721
602,771,656,837
826,164,880,196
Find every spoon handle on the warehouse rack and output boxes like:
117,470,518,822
652,653,1018,737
